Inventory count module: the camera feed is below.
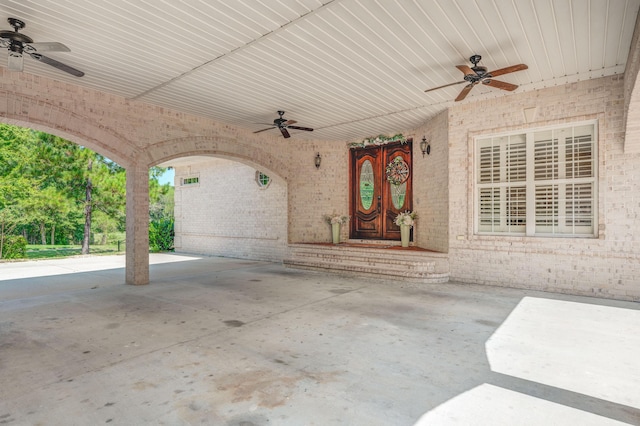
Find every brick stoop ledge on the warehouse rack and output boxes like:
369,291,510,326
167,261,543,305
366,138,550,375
284,243,450,283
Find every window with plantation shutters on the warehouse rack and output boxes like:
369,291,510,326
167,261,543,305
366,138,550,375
476,121,597,237
476,135,526,233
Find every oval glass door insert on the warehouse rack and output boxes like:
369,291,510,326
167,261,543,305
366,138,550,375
360,159,374,210
391,155,407,209
391,181,407,209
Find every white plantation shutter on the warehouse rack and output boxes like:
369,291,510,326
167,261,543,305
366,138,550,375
566,182,593,233
479,187,500,231
506,140,526,182
534,134,558,181
566,136,593,178
479,144,500,183
506,186,526,227
477,135,526,233
535,184,558,232
476,122,597,237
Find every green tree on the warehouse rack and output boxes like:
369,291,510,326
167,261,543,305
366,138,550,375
32,132,126,253
0,175,34,257
149,166,174,251
0,124,128,256
0,125,37,256
1,123,175,258
149,167,174,221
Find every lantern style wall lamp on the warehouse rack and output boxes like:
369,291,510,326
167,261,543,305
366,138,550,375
315,152,322,169
420,136,430,157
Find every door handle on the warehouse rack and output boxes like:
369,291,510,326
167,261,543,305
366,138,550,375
377,195,381,214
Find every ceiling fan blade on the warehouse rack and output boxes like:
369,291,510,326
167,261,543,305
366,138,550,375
483,79,518,91
284,120,297,126
280,127,291,138
7,53,23,72
424,80,466,93
253,127,275,134
25,42,70,53
455,83,475,101
456,64,474,75
28,53,84,77
287,125,313,132
488,64,528,78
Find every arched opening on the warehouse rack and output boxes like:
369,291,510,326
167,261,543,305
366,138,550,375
0,122,130,258
0,87,294,286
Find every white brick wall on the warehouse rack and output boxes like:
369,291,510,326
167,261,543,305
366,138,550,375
286,140,351,243
174,158,288,262
1,65,639,299
412,111,449,252
446,75,640,300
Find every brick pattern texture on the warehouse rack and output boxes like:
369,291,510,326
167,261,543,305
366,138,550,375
1,66,639,300
447,75,640,300
174,158,288,261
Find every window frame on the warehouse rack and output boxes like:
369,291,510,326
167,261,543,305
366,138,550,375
255,171,271,189
473,120,598,238
180,175,200,187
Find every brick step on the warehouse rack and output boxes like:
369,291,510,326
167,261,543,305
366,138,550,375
284,243,449,283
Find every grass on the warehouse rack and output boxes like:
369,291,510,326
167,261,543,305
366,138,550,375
26,244,125,259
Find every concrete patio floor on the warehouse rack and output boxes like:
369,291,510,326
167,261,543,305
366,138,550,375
1,254,639,425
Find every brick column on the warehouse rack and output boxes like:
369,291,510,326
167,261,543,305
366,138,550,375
125,162,149,285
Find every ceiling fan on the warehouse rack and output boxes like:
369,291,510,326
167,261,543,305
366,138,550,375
0,17,84,77
425,54,527,101
253,110,314,138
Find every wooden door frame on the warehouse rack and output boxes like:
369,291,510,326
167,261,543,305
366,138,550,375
349,140,413,240
349,147,383,239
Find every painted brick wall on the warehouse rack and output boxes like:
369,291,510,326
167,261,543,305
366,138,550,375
446,75,640,300
2,65,639,299
286,140,351,244
174,158,288,262
412,111,449,252
624,12,640,154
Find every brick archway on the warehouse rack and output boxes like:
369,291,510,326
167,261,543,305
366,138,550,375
0,70,295,285
145,136,292,182
0,95,139,168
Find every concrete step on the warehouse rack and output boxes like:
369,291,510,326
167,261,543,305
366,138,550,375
284,243,450,283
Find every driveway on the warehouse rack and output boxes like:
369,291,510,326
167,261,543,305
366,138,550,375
1,254,638,425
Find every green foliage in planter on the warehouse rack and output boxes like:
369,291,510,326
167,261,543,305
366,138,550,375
2,235,27,259
149,218,174,252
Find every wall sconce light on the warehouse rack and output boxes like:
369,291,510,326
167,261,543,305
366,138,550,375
420,136,430,157
314,152,322,169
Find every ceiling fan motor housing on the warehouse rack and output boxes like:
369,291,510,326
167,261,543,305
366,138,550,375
469,54,482,65
274,110,287,127
473,66,488,76
8,18,26,31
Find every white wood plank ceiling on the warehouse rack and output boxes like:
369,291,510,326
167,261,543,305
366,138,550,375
1,0,638,142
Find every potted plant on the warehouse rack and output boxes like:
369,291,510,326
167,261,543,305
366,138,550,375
394,211,416,247
324,214,350,244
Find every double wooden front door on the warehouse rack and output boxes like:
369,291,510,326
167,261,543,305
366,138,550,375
350,141,412,240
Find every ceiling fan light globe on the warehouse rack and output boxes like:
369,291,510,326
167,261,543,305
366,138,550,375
7,53,23,71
